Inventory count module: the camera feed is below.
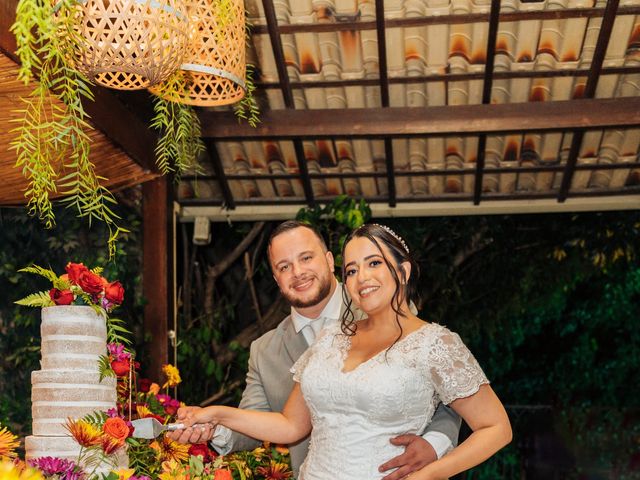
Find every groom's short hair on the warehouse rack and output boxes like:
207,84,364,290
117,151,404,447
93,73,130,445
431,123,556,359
268,220,328,253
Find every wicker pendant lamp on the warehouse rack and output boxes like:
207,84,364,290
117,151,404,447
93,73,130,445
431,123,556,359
71,0,190,90
151,0,246,106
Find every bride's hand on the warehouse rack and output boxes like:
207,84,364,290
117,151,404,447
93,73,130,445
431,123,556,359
166,406,217,444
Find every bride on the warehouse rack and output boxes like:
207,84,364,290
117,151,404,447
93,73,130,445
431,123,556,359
177,223,512,480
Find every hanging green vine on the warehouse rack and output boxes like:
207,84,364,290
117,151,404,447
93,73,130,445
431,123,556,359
150,71,206,177
234,64,260,128
10,0,126,258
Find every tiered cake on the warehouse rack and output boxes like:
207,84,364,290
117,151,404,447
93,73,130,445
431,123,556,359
25,306,118,462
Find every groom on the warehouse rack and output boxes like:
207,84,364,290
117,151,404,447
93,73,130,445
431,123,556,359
169,220,461,479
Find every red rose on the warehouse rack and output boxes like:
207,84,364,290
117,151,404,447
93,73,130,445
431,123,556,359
111,360,130,377
49,288,74,305
77,270,104,295
139,378,152,393
188,443,216,462
65,262,89,285
104,281,124,305
214,469,232,480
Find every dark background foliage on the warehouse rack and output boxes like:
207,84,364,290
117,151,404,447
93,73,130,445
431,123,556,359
1,194,638,479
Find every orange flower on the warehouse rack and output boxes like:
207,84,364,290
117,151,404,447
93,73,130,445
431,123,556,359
64,419,101,447
274,445,289,455
256,460,293,480
149,383,161,395
103,417,130,442
213,469,233,480
0,426,19,459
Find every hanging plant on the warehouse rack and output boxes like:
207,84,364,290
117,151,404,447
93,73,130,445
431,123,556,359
10,0,259,256
150,70,206,176
10,0,126,257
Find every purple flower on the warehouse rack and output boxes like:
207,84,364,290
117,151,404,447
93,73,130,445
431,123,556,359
101,296,115,311
105,407,120,418
107,342,131,362
29,457,85,479
156,394,171,404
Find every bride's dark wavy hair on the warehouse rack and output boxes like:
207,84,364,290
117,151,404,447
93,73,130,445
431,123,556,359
340,224,420,349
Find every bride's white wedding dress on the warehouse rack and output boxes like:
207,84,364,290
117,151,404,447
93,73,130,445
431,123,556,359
291,321,488,480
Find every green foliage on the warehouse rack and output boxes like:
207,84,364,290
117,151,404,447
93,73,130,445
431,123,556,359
234,64,261,128
296,195,372,267
13,291,54,308
10,0,126,257
97,354,116,382
150,71,206,177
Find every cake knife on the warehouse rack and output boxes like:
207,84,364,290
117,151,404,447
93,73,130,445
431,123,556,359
130,417,210,439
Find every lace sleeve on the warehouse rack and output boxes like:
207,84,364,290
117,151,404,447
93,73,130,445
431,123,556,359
427,327,489,405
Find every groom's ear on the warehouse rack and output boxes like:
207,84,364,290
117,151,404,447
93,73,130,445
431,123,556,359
325,250,335,272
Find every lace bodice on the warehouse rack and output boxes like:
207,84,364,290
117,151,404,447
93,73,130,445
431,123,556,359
290,321,488,480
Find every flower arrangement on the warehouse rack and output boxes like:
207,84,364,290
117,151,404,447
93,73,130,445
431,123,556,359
15,262,124,314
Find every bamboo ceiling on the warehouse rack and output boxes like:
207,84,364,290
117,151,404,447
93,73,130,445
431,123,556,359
0,53,158,206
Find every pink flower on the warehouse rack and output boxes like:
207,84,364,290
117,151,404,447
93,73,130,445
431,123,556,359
29,456,84,478
107,343,131,362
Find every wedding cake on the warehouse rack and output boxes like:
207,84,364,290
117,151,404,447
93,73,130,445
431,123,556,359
25,306,118,461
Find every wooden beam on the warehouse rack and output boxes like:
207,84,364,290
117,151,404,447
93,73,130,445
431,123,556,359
1,0,158,173
143,177,173,383
249,6,640,34
558,0,619,202
473,0,501,205
255,66,640,89
261,0,294,107
204,139,236,209
200,97,640,139
375,0,390,108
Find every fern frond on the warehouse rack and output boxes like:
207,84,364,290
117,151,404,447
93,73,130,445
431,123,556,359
18,264,58,281
98,354,116,382
14,291,53,307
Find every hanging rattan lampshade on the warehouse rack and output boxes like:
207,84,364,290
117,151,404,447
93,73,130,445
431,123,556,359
151,0,246,106
72,0,190,90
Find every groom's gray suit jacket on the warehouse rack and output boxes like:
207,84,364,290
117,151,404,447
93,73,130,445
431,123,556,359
225,306,461,477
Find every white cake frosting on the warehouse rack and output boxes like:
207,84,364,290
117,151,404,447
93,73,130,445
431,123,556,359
25,305,122,470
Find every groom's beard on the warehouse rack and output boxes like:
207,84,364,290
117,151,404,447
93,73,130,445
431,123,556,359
283,273,333,309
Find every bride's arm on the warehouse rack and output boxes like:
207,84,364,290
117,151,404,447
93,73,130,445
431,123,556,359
178,383,311,445
409,384,512,480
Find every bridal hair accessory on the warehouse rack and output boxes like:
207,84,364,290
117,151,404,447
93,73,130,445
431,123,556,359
374,224,410,254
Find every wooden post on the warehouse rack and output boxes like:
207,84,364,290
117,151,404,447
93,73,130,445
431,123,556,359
142,176,173,383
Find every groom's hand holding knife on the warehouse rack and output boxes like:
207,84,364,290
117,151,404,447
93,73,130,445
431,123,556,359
167,406,217,444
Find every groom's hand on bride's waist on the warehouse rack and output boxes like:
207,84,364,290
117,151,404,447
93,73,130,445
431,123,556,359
378,434,438,480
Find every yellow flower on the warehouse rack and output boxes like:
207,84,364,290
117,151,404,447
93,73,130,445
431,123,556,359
151,436,190,463
158,459,188,480
0,426,20,459
111,468,135,480
136,405,153,418
162,364,181,388
0,460,44,480
64,419,102,447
